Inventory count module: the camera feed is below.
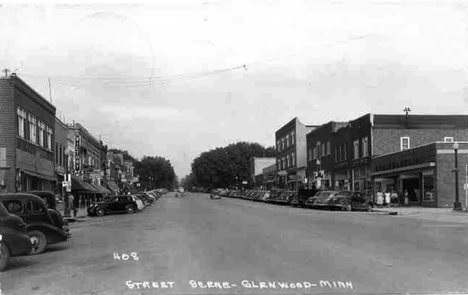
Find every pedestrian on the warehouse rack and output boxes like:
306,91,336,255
404,189,409,206
376,190,384,208
69,194,77,217
384,191,391,208
391,191,399,207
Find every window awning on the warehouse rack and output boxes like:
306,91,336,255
22,170,56,182
89,183,112,195
71,176,99,193
106,180,120,194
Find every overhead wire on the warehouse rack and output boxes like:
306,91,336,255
17,31,376,88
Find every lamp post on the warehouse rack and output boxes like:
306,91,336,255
453,142,462,211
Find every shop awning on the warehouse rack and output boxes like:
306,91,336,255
106,180,120,194
22,170,56,182
89,183,112,195
371,162,436,177
71,176,99,193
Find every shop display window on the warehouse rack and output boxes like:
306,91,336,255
423,175,435,201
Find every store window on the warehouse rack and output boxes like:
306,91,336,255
46,126,53,150
401,137,410,150
17,108,26,138
362,137,368,157
353,139,359,159
28,114,37,144
38,121,45,147
423,175,435,201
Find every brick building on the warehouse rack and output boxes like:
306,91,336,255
0,73,56,193
304,113,468,202
54,116,69,198
275,117,317,190
306,121,348,190
371,142,468,208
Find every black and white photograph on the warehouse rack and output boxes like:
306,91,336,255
0,1,468,294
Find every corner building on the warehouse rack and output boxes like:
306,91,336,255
0,74,56,193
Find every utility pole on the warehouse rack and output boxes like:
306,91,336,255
404,107,411,127
48,78,53,103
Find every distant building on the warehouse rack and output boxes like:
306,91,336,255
262,163,277,190
55,116,69,198
275,117,318,190
0,74,56,193
250,157,276,188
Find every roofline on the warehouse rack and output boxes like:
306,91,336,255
11,74,56,111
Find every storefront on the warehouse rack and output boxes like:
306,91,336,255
370,142,468,208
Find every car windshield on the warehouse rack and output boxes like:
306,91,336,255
0,202,10,217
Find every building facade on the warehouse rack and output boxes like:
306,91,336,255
0,74,56,193
250,157,276,188
275,117,317,190
371,142,468,208
262,163,277,190
305,113,468,202
55,117,69,198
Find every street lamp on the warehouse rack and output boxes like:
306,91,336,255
453,142,462,211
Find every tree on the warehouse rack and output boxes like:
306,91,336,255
191,141,275,189
134,156,176,190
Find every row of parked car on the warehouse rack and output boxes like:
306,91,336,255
208,188,374,212
87,190,164,217
0,189,168,272
0,191,71,272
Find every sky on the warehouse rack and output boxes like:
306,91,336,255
1,0,467,178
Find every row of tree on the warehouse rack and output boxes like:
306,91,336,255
181,142,276,190
108,149,178,190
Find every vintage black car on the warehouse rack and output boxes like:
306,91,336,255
28,191,69,229
87,195,143,217
326,191,374,211
0,193,71,255
0,202,33,272
267,190,295,205
291,188,322,207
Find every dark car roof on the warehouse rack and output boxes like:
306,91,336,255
28,191,55,197
0,193,47,204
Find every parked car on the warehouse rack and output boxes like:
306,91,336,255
305,190,341,209
264,190,281,202
0,202,33,272
0,193,71,255
229,190,242,198
141,192,157,204
134,194,151,206
327,191,374,211
259,191,271,202
87,195,143,217
267,190,295,205
28,191,69,229
291,189,322,207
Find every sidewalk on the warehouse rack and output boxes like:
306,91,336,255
373,206,468,223
56,202,88,221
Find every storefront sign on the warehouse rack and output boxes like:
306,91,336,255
74,133,81,173
375,157,422,172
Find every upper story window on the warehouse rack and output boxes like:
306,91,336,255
286,155,290,168
444,137,454,142
17,108,26,138
38,121,45,147
308,148,312,161
292,152,296,166
28,114,37,144
313,147,317,160
46,126,53,150
335,146,338,162
286,134,290,148
291,131,295,145
277,140,280,151
400,137,410,151
344,143,347,160
282,138,285,150
55,142,59,163
327,142,331,155
362,137,369,157
321,143,326,157
353,139,359,159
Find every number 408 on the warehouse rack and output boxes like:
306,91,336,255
113,252,139,261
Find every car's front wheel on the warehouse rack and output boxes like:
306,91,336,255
0,242,11,272
96,207,105,217
126,205,135,214
366,204,373,212
28,230,47,255
344,204,352,211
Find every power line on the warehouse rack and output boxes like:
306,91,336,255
17,31,376,88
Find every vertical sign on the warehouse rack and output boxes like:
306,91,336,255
74,133,81,174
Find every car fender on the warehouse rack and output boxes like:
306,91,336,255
0,228,33,256
26,223,68,244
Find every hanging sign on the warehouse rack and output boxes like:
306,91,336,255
74,133,81,173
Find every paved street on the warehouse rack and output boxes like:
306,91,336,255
2,192,468,295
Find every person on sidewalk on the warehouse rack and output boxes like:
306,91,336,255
376,190,384,208
384,191,391,208
69,194,77,217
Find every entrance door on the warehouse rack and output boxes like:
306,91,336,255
402,174,421,205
